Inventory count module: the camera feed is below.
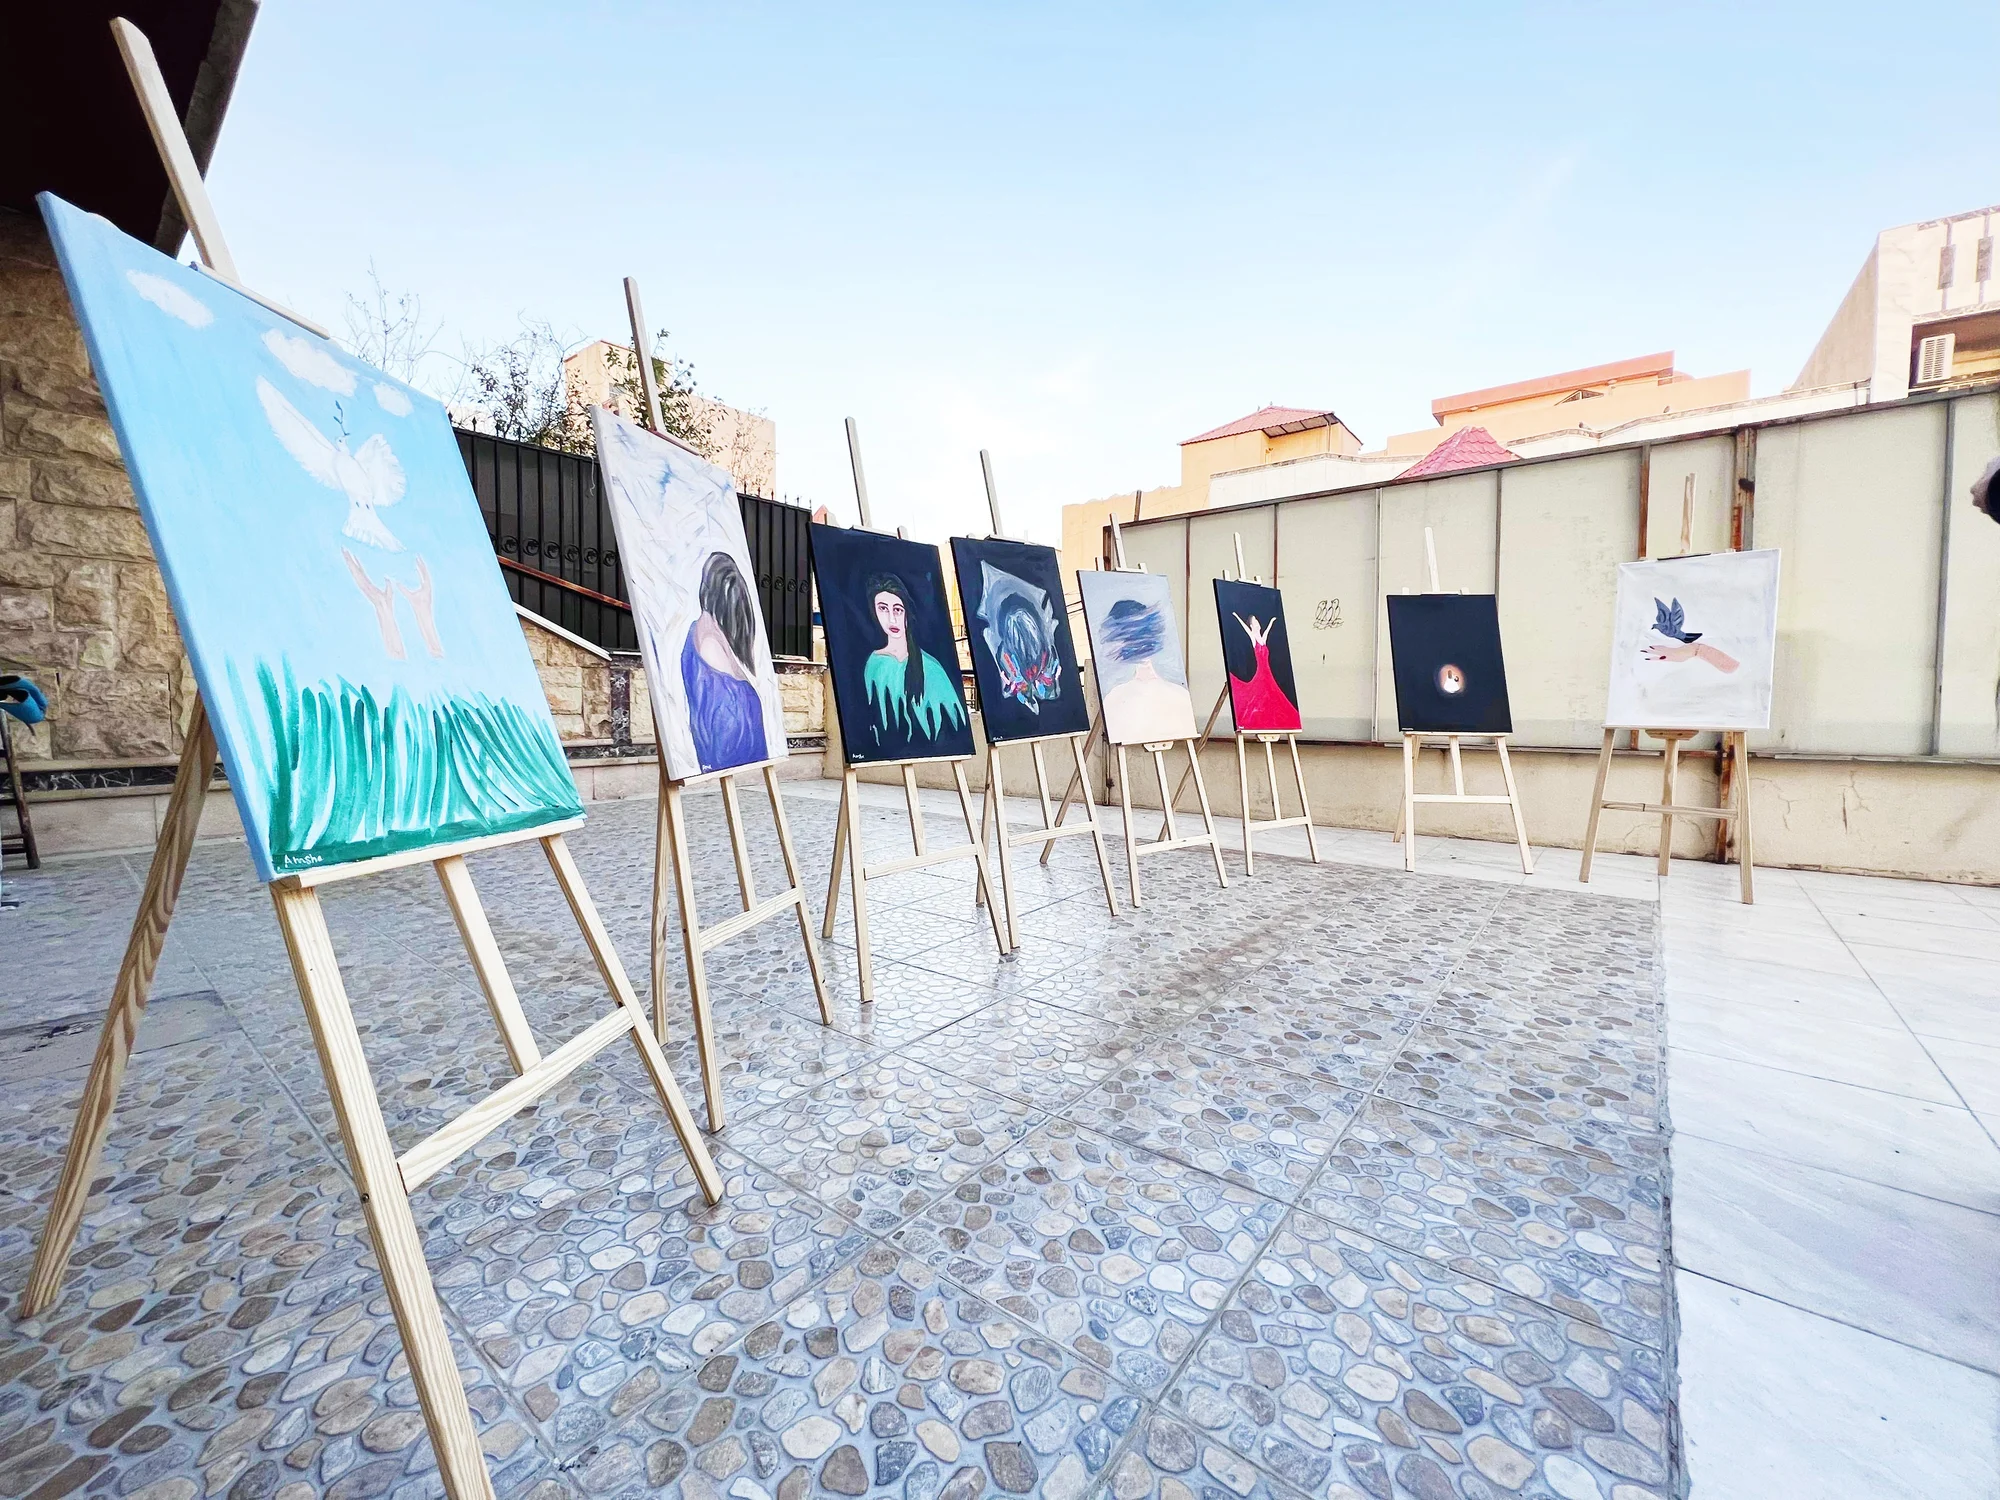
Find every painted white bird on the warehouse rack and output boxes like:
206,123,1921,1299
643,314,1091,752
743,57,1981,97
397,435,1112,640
257,376,407,551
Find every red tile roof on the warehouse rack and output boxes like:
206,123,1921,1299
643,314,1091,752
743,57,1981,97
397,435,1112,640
1394,426,1517,481
1182,406,1341,445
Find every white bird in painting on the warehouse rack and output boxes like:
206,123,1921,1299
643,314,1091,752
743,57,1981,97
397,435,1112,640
257,376,407,551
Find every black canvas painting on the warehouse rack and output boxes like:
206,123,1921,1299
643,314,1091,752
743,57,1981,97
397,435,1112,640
1213,579,1302,734
1386,594,1513,734
950,536,1091,744
811,523,976,765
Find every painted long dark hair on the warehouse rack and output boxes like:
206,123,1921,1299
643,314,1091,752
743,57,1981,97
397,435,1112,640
865,571,924,700
700,552,758,666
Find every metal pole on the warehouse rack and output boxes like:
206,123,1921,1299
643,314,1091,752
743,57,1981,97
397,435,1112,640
980,449,1006,538
623,277,665,434
846,417,874,530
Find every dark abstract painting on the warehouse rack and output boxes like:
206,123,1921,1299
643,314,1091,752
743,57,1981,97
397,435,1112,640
950,536,1090,744
811,523,975,764
1386,593,1513,735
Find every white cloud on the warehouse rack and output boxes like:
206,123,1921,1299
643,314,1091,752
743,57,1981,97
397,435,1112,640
373,382,414,417
125,270,212,328
262,328,356,394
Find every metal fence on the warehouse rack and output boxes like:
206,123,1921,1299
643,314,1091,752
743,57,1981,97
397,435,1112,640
454,427,814,659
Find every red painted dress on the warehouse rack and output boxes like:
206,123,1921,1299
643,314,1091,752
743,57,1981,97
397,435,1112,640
1230,642,1301,732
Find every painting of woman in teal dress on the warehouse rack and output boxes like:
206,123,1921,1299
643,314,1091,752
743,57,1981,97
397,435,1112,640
809,524,975,765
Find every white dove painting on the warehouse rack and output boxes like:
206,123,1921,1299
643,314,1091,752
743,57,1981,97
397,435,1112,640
1605,549,1781,730
41,192,582,882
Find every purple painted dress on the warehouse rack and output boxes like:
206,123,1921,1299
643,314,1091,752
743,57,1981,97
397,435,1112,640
681,630,768,773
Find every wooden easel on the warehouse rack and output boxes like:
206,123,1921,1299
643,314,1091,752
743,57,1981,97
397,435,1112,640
819,421,1011,1002
1047,513,1226,907
966,449,1119,946
1578,494,1756,903
1390,529,1535,874
619,277,831,1131
19,28,722,1500
1158,532,1321,876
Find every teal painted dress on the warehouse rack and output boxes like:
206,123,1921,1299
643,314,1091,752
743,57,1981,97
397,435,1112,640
865,649,966,745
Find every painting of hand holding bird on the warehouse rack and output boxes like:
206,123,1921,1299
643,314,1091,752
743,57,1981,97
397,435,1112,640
1604,552,1781,730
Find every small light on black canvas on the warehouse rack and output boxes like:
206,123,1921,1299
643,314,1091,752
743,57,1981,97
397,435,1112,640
1387,594,1513,734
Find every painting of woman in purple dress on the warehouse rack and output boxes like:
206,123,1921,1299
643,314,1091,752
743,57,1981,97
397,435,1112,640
681,552,769,773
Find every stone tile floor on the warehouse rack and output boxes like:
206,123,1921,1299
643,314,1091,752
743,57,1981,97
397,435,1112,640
0,773,1981,1499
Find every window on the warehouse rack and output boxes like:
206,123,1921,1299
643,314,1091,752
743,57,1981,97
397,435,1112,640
1978,237,1994,284
1938,244,1957,290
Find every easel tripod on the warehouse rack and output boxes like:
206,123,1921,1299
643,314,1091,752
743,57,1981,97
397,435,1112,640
20,31,721,1500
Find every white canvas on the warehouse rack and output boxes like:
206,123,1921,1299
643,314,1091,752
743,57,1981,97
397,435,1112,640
1605,549,1781,730
591,407,785,780
1077,570,1199,746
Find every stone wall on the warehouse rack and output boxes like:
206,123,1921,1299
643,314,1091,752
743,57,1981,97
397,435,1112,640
1,206,194,768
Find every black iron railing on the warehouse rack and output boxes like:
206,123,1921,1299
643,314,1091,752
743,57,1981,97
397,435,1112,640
454,427,813,659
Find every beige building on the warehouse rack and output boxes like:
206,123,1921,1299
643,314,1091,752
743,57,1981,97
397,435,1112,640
1793,203,2000,402
562,339,778,496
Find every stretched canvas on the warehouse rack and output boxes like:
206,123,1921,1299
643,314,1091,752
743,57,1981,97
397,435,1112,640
810,524,974,764
41,194,581,881
592,407,785,779
1213,579,1302,734
1077,570,1198,746
949,536,1090,743
1606,549,1781,730
1387,594,1514,734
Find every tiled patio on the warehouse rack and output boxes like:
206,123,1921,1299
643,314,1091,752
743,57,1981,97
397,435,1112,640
0,777,1990,1499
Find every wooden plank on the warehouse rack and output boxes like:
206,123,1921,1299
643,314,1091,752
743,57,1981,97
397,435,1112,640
985,746,1021,948
697,888,805,951
540,834,723,1203
1401,733,1417,872
864,844,994,880
270,884,496,1500
282,818,585,888
1734,732,1757,905
1040,718,1101,867
1600,801,1735,819
953,758,1011,954
1494,737,1535,875
23,708,216,1317
1410,794,1518,805
1578,728,1615,884
435,855,541,1075
1186,738,1231,887
761,762,833,1024
660,781,725,1130
841,770,874,1005
720,774,759,911
397,1011,632,1191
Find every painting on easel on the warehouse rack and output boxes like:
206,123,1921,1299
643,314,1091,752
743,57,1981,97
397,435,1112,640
950,536,1090,743
811,524,975,763
1077,570,1198,745
1213,579,1301,734
1386,594,1513,734
1606,550,1781,729
592,406,785,778
41,194,581,881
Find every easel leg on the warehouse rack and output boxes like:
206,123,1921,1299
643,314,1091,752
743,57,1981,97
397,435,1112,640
1041,720,1098,867
1066,734,1119,917
24,709,215,1317
822,774,849,940
1187,743,1230,888
1158,685,1229,842
974,760,996,911
1115,745,1142,907
651,764,675,1038
542,835,723,1199
1734,732,1756,905
764,765,833,1024
1236,735,1254,876
843,771,874,1005
1495,738,1535,875
953,761,1011,954
1401,734,1418,873
662,783,725,1132
270,884,497,1500
985,750,1021,948
1658,738,1681,877
435,855,541,1074
1287,735,1322,863
1578,728,1615,884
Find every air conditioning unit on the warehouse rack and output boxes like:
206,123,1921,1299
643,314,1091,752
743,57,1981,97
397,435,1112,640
1916,333,1956,385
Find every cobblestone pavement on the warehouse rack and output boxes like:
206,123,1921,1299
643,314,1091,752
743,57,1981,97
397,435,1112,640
0,786,1672,1500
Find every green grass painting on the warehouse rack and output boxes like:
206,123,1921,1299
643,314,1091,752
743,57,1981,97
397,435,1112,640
230,659,584,874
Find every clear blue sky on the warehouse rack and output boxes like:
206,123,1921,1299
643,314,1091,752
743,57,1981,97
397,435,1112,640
207,2,2000,544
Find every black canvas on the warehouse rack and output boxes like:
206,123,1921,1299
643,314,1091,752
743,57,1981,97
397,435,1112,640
810,523,976,764
950,536,1091,744
1386,593,1513,734
1213,578,1302,734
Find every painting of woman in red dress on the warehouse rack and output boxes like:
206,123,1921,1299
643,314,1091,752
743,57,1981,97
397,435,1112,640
1213,579,1302,734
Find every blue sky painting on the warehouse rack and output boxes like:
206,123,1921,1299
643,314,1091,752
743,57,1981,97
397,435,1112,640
41,194,582,881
